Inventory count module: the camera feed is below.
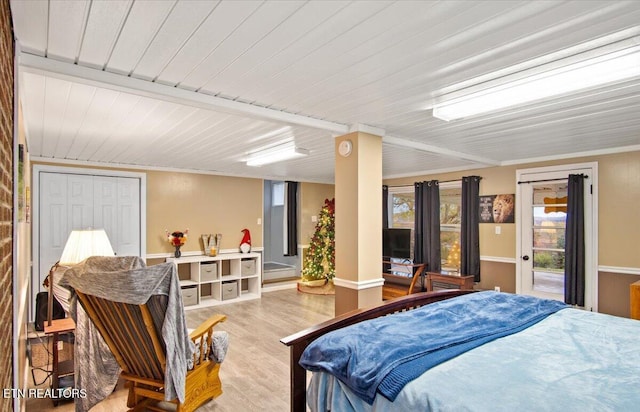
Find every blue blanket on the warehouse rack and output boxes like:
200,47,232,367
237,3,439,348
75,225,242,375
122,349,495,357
299,291,567,404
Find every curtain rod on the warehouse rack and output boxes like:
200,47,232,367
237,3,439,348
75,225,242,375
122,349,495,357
384,177,482,188
517,174,588,185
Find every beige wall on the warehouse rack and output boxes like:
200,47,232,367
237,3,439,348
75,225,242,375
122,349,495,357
299,182,334,245
29,149,640,316
385,150,640,317
30,163,265,256
145,170,263,254
385,151,640,265
598,151,640,267
30,162,339,260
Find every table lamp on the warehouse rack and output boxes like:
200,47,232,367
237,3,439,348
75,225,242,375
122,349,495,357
47,228,114,327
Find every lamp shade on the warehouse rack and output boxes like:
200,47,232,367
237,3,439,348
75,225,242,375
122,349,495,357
59,229,114,265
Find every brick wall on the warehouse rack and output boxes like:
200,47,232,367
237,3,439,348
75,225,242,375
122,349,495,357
0,0,13,410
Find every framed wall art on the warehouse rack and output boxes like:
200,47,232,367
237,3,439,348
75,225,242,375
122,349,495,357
479,193,515,223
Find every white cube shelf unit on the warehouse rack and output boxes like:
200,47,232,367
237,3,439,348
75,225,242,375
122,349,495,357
166,252,262,309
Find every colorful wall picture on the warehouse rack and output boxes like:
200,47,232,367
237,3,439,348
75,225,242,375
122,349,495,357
479,194,515,223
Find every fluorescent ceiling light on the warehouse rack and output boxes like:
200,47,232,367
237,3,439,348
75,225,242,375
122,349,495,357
246,142,309,166
433,40,640,121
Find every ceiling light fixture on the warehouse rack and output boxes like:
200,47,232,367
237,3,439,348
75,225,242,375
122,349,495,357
433,37,640,121
246,142,309,167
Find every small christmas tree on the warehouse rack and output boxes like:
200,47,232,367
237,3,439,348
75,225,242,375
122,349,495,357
301,198,335,281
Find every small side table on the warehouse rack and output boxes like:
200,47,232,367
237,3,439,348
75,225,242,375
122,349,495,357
44,317,75,406
631,280,640,320
427,272,474,291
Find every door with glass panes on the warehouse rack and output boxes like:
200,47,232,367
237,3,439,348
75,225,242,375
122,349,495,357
517,164,596,311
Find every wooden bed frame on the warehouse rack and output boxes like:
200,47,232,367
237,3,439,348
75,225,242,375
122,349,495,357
280,289,476,411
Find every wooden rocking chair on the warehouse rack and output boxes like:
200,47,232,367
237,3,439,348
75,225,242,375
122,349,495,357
75,289,226,412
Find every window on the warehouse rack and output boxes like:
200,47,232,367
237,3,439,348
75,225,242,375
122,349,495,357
272,182,284,206
439,185,461,270
387,182,461,269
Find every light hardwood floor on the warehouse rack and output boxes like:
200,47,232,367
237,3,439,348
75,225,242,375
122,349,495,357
26,287,335,411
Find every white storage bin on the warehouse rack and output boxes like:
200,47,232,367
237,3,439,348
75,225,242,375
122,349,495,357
201,262,218,281
241,259,256,276
222,281,238,300
182,286,198,306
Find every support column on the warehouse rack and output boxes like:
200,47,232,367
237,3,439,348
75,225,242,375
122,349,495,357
334,132,384,315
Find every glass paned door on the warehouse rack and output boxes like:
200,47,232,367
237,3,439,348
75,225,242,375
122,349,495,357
517,163,595,310
520,179,570,302
531,183,567,295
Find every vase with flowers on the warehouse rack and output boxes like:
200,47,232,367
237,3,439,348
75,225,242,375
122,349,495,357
166,229,188,258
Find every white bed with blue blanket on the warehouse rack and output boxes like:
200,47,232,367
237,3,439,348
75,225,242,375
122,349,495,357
282,290,640,412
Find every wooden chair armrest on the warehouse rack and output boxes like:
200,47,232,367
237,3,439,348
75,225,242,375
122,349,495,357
189,314,227,340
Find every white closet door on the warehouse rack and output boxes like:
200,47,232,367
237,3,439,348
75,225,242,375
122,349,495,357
34,169,143,317
94,176,118,251
93,176,140,256
39,172,69,290
67,174,94,230
117,177,141,257
40,173,93,286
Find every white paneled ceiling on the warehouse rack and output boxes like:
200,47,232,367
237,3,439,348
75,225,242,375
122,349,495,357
10,0,640,183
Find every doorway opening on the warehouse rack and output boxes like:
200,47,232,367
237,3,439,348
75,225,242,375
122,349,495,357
263,180,299,283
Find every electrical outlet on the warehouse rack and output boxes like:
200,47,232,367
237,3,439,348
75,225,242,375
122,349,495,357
495,226,501,235
494,286,501,292
57,340,63,351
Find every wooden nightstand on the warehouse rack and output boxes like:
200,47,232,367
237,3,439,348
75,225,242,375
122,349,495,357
631,280,640,320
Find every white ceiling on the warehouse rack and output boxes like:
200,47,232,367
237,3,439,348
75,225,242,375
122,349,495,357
10,0,640,183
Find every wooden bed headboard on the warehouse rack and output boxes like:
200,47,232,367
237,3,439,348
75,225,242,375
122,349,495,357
280,289,476,411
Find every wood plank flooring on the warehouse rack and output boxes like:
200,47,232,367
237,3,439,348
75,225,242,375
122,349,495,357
25,288,335,411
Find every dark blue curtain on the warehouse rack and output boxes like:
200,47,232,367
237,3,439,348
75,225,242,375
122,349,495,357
461,176,481,282
414,180,441,273
564,174,585,306
284,181,298,256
